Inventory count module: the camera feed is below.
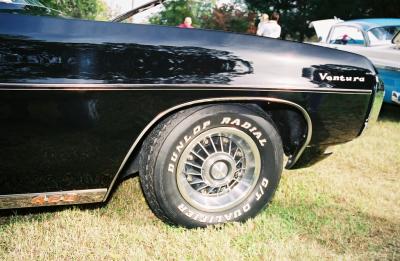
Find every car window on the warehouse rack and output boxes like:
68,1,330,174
368,26,400,46
329,26,365,45
0,0,44,6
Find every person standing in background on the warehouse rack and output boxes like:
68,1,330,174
247,21,257,35
257,12,281,38
178,17,194,28
256,14,269,36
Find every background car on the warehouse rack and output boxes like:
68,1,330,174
310,18,400,105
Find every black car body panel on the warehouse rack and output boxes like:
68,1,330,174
0,10,381,206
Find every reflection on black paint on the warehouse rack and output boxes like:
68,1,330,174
0,37,253,84
302,64,375,89
57,98,99,128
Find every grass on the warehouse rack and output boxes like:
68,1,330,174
0,104,399,260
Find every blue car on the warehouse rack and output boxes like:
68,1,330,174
310,18,400,105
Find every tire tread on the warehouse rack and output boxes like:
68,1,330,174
139,107,204,224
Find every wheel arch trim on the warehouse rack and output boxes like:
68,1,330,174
103,97,312,201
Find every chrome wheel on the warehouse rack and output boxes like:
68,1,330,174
177,127,261,212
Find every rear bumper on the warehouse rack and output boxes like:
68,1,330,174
361,76,384,134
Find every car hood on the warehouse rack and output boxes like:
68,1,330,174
311,42,400,69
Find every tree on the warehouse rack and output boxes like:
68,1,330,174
40,0,107,20
150,0,255,34
244,0,325,41
244,0,400,41
204,1,257,34
149,0,216,28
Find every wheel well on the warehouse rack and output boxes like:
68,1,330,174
254,102,308,158
119,100,309,181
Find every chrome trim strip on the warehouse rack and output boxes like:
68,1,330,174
0,189,107,209
0,83,372,94
104,97,313,200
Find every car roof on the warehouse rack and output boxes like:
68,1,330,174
336,19,400,31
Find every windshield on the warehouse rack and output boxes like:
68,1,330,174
368,26,400,46
0,0,64,17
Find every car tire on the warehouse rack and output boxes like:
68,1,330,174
139,104,283,227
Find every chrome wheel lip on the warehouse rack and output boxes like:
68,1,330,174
176,127,261,213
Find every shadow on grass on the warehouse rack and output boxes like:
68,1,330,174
264,199,400,256
379,104,400,122
103,173,139,204
0,202,107,226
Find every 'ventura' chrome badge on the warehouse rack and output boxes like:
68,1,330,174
319,73,365,82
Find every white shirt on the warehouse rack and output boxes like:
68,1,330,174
257,21,281,38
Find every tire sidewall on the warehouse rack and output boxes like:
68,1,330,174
154,105,282,227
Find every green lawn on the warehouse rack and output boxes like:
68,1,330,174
1,105,399,260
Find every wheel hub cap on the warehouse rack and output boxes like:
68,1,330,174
201,152,237,187
210,161,229,180
176,127,261,212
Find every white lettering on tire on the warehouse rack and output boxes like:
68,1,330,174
220,117,267,146
178,203,252,223
255,178,269,201
168,120,210,173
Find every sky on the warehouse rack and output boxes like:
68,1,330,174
104,0,153,14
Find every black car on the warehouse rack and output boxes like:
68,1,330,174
0,0,383,227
